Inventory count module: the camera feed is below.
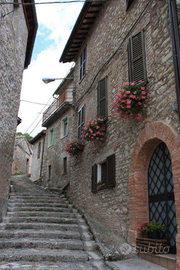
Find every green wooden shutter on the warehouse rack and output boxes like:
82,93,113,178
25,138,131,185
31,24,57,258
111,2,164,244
107,154,116,188
92,164,97,193
128,30,147,82
97,77,108,119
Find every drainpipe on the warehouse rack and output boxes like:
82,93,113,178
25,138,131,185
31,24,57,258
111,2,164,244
168,0,180,119
40,136,45,179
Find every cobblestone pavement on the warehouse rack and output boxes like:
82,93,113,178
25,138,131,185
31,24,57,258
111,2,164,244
0,175,110,270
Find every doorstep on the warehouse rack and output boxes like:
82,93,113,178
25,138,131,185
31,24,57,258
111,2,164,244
139,253,176,270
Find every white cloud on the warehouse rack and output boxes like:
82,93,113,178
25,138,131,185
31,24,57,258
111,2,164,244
17,1,83,137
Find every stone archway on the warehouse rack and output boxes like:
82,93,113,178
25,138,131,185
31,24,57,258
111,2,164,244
128,121,180,269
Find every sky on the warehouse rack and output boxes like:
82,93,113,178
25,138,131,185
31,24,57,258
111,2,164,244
17,0,83,137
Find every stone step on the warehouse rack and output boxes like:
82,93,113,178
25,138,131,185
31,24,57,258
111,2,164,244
8,202,69,208
0,238,84,250
8,198,68,203
0,261,95,270
10,193,65,198
3,223,79,231
7,207,71,212
7,211,74,218
0,230,81,240
10,194,65,199
0,249,89,263
4,217,77,224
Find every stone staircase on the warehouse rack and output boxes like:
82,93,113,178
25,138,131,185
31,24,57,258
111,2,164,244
0,176,110,270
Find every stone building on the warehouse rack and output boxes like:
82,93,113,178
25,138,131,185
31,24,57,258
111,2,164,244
57,0,179,268
41,68,74,189
0,0,37,220
29,130,46,182
12,135,32,175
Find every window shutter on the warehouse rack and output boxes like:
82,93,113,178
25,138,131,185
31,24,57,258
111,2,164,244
92,164,97,193
97,77,107,119
107,154,116,188
128,30,147,82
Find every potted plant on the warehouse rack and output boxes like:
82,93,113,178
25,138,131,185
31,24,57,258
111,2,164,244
65,140,84,160
82,117,106,145
140,221,165,239
112,81,151,120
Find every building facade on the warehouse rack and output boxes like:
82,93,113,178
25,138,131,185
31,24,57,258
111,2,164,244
58,0,180,268
0,0,37,220
30,130,46,182
12,135,32,175
41,69,74,189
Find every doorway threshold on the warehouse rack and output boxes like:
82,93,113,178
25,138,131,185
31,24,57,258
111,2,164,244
139,253,176,270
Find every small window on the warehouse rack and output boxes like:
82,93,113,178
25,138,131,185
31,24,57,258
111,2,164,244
63,118,68,137
97,77,108,119
63,157,67,174
92,154,116,193
78,105,85,139
80,46,87,81
37,141,41,159
49,129,54,146
128,30,147,83
48,165,52,180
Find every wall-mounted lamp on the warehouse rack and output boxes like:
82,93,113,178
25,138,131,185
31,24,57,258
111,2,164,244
42,77,74,84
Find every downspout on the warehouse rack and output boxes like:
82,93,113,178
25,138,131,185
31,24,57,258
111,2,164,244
40,136,45,179
168,0,180,119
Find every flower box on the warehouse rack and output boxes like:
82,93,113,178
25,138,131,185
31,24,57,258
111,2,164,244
112,81,151,120
82,117,106,145
65,140,84,159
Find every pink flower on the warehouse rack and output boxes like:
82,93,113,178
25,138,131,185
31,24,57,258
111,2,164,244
131,82,135,86
127,100,131,105
127,105,131,109
123,82,129,86
134,91,137,95
147,93,152,97
141,91,146,95
138,80,143,83
141,87,145,90
126,91,130,94
141,96,146,100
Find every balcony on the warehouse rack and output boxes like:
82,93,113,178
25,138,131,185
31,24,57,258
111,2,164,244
42,89,73,127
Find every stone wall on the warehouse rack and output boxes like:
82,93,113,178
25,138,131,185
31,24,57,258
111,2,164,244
30,136,45,182
42,107,74,189
63,0,180,242
0,1,28,220
12,136,32,175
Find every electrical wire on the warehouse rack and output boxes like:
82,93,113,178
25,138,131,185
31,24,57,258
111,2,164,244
0,0,108,5
25,95,53,133
21,99,50,106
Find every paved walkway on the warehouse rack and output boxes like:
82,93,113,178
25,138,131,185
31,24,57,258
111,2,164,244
107,258,167,270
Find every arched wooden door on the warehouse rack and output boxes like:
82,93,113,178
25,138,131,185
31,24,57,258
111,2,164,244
148,142,177,253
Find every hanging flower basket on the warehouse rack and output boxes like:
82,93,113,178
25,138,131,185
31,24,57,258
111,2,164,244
112,81,151,120
82,117,106,144
65,140,84,159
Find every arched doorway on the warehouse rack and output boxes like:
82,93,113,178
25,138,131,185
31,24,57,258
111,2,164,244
148,142,177,253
